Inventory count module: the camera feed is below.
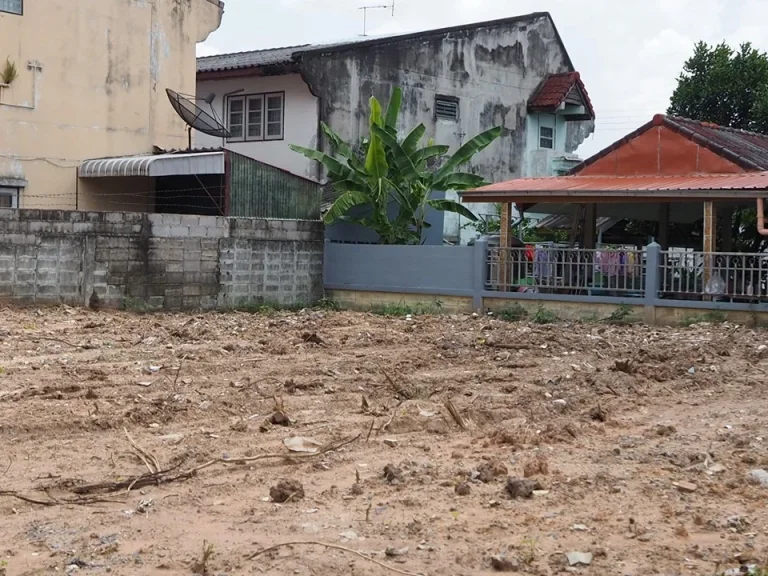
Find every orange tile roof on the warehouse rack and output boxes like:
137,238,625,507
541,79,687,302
528,72,595,120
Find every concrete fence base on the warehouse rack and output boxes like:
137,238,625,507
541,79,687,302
0,209,324,310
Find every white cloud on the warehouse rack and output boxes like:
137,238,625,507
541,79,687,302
203,0,768,157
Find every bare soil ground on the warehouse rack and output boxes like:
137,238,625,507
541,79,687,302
1,306,768,576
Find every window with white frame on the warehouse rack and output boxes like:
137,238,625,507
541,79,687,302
227,92,284,142
0,0,22,14
0,187,18,208
540,126,554,149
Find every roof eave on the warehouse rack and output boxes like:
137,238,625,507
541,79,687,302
197,62,300,80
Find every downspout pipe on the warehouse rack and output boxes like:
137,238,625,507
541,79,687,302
759,198,768,236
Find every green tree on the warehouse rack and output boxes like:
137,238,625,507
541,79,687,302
668,41,768,252
291,87,502,245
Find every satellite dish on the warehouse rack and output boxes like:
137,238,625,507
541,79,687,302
166,88,230,148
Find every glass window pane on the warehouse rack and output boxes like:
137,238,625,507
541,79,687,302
0,0,22,14
267,123,282,137
230,99,244,112
0,195,12,208
229,125,243,138
267,96,283,110
267,110,281,123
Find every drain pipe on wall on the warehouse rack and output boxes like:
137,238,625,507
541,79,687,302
759,198,768,235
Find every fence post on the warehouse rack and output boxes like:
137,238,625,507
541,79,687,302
472,238,487,312
644,241,661,324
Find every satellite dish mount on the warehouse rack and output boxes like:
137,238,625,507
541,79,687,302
166,88,231,150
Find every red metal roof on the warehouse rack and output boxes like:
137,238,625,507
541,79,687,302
528,72,595,120
471,172,768,193
572,115,768,175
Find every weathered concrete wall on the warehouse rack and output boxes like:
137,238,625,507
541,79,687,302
301,14,579,185
300,13,593,244
0,209,324,309
0,0,223,209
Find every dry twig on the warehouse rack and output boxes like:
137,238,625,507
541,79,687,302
248,540,425,576
444,399,467,430
71,434,360,495
0,490,124,507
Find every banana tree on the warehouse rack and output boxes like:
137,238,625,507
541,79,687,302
291,87,502,245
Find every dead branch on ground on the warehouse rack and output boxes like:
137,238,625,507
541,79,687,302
249,540,425,576
71,433,360,495
0,490,124,507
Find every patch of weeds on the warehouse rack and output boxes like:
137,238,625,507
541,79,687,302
371,300,443,317
191,541,215,576
122,297,148,313
520,535,538,566
681,310,727,326
0,366,5,376
531,306,558,325
236,300,306,315
605,304,638,325
496,303,528,322
314,297,341,311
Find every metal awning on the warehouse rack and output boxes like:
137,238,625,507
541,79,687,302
79,152,225,178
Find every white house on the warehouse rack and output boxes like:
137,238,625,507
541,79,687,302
196,12,594,244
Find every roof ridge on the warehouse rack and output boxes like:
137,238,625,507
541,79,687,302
666,115,768,140
197,44,310,61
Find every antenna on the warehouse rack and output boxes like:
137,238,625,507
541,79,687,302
358,0,395,36
166,89,231,150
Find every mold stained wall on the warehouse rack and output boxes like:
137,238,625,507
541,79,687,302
0,0,223,210
195,74,320,179
300,14,593,244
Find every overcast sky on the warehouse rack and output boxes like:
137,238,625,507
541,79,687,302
199,0,768,157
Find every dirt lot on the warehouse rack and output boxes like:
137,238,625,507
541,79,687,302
1,306,768,576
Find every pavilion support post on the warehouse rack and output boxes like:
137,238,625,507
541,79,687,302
703,201,717,295
658,202,670,249
583,203,597,249
720,204,734,252
499,202,513,289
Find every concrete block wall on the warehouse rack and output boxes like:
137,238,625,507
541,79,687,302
0,209,323,310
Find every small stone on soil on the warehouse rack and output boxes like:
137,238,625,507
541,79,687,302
490,554,520,572
748,469,768,488
270,479,305,503
270,411,291,426
383,438,398,448
384,464,404,484
350,483,364,495
674,481,698,493
385,547,409,557
505,478,539,499
455,482,471,496
477,459,508,483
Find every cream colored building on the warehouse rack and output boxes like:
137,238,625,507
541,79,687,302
0,0,224,211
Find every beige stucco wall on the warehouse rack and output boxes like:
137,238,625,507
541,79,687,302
195,73,320,180
0,0,223,210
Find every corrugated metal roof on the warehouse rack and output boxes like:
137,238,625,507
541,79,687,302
463,172,768,196
197,45,308,73
79,152,225,178
667,116,768,171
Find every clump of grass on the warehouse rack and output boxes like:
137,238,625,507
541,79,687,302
531,306,558,325
681,310,727,326
520,535,538,565
496,303,528,322
371,300,443,317
605,303,638,325
1,58,18,85
191,541,215,576
122,297,148,313
314,297,341,311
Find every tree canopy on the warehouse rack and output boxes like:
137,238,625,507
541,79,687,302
668,41,768,252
